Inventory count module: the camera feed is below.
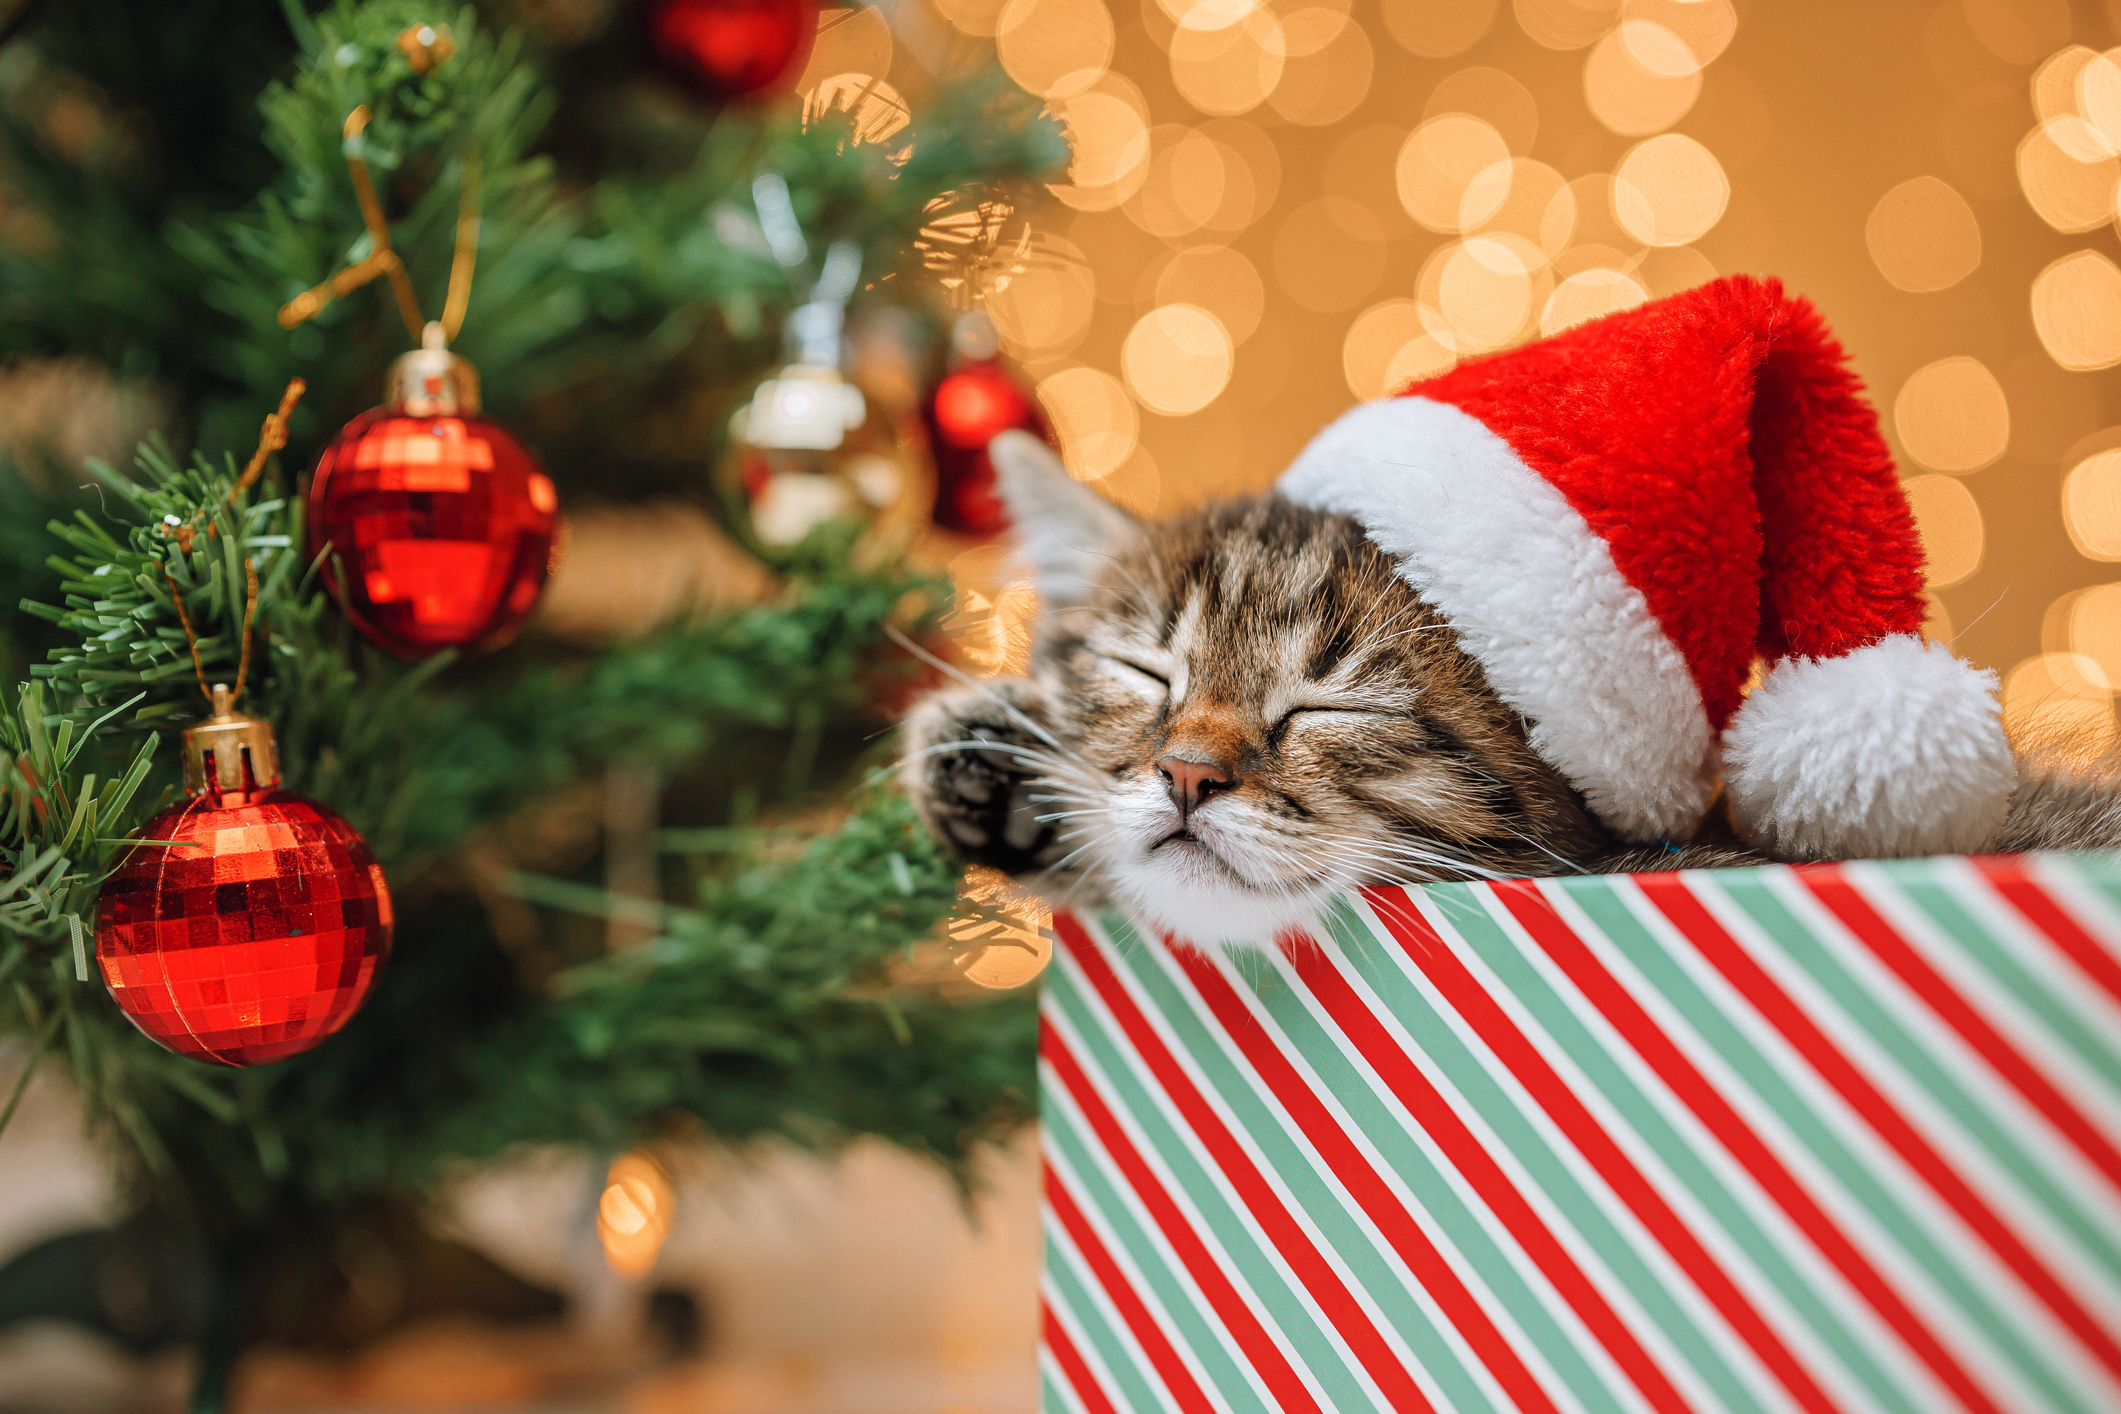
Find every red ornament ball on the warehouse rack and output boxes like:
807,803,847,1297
97,791,393,1068
649,0,818,100
308,408,559,659
921,361,1048,538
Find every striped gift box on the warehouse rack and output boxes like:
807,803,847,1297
1038,854,2121,1414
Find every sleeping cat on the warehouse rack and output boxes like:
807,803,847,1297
901,432,2121,945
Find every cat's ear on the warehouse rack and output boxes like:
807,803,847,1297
991,430,1145,607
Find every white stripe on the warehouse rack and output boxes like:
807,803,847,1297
1041,1278,1115,1414
1276,396,1715,841
2006,857,2121,1045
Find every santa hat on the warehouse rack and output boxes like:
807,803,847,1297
1277,274,2016,860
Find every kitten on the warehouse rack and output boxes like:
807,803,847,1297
901,434,2121,945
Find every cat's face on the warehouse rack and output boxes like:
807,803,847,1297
905,434,1610,946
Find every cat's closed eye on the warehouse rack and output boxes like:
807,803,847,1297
1100,656,1169,692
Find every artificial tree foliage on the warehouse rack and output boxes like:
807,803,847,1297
0,0,1063,1386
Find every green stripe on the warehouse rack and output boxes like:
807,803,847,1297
1427,881,1928,1414
1223,929,1638,1414
1044,1215,1176,1414
1722,873,2121,1289
1566,875,2094,1414
1096,912,1504,1414
1899,873,2121,1089
1040,1367,1078,1414
1048,958,1378,1410
1319,896,1773,1414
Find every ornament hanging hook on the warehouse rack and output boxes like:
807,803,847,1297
339,106,425,341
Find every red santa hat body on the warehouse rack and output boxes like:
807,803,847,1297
1277,274,2016,860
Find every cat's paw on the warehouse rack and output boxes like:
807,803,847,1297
901,682,1066,879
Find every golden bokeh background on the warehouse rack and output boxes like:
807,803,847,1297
831,0,2121,752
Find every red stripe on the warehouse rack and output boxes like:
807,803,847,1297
1363,886,1850,1414
1133,931,1573,1414
1975,855,2121,1015
1649,873,2121,1384
1050,916,1438,1412
1800,869,2121,1199
1043,1026,1328,1414
1279,929,1703,1414
1491,878,2011,1414
1044,1300,1123,1414
1044,1160,1220,1414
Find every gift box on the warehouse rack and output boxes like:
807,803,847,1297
1038,854,2121,1414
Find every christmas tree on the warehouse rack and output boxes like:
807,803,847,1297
0,0,1064,1397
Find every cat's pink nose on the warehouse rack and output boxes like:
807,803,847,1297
1157,755,1234,816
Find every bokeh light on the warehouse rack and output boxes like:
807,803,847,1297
932,0,1009,36
1344,298,1427,397
598,1151,674,1278
1273,197,1386,310
1426,66,1540,153
1865,177,1982,292
995,0,1113,98
1540,267,1647,335
1634,244,1716,297
1199,118,1281,230
1170,8,1287,116
1584,22,1700,134
1047,76,1151,210
2078,48,2121,151
985,236,1094,358
1893,357,2009,473
1465,158,1569,250
2017,122,2120,232
2002,652,2117,755
1434,235,1546,350
1123,125,1229,237
2034,47,2108,151
2032,250,2121,370
1397,114,1512,232
2062,584,2121,693
1037,365,1138,478
1268,10,1374,126
1155,244,1265,343
1621,0,1736,70
1962,0,2072,67
1903,472,1984,586
1383,0,1498,57
2065,448,2121,559
1515,0,1618,51
1124,305,1235,413
1612,134,1727,245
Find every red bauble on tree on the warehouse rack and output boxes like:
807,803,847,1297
97,687,393,1068
649,0,818,100
920,313,1050,537
308,325,559,659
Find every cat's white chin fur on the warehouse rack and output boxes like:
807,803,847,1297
1105,867,1327,950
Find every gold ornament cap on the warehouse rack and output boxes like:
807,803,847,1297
183,684,281,797
386,321,482,417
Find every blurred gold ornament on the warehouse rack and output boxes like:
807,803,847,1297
2032,250,2121,370
1124,304,1235,414
1902,473,1983,587
598,1151,675,1278
942,552,1038,677
996,0,1114,99
802,73,912,149
949,865,1053,989
397,23,457,74
1893,357,2009,473
914,192,1033,306
1865,177,1982,292
2064,448,2121,559
795,7,893,95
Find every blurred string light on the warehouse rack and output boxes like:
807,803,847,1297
1124,304,1235,413
1155,245,1266,343
1893,357,2009,473
1903,473,1984,588
2066,446,2121,559
598,1151,674,1278
995,0,1113,98
1267,10,1376,126
1383,0,1499,58
2031,250,2121,370
1865,177,1982,292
